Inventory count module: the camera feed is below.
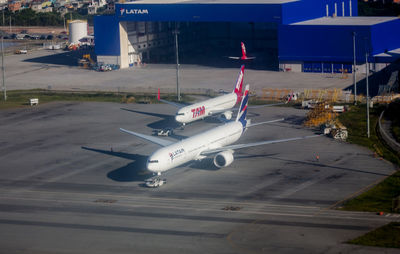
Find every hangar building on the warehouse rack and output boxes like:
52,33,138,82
94,0,400,73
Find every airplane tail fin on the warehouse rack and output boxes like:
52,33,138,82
241,42,247,59
235,84,250,128
233,65,245,102
157,88,160,101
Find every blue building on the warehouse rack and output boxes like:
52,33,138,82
94,0,400,72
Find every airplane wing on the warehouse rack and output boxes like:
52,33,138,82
247,118,284,127
228,56,241,60
120,128,174,147
200,134,322,155
157,89,186,108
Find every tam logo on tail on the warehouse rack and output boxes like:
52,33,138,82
234,65,245,103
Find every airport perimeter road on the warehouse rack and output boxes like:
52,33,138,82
0,102,398,254
5,49,361,95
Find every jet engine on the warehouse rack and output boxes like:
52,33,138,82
213,150,234,168
221,111,233,120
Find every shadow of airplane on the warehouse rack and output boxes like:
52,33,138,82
187,153,279,171
120,108,181,130
81,146,152,182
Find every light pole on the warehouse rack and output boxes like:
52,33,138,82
352,32,357,105
2,36,6,101
365,51,370,138
173,23,180,101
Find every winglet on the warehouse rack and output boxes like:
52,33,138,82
235,84,250,128
233,65,245,103
157,88,160,101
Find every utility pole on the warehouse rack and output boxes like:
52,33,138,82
352,32,357,105
174,22,180,101
9,16,11,33
2,36,6,101
365,51,370,138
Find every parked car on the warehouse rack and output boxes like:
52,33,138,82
46,35,54,40
30,34,40,40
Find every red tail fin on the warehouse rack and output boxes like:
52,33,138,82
241,42,247,59
157,88,160,101
234,65,245,103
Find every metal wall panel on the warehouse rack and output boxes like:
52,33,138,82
303,62,313,72
323,62,332,73
94,15,121,56
278,24,371,63
371,19,400,56
343,63,352,73
115,3,283,23
333,63,342,73
312,62,322,73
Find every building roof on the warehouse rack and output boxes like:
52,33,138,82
126,0,298,4
291,16,400,26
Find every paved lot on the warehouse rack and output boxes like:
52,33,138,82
0,102,398,254
4,49,361,95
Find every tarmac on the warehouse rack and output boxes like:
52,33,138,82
4,48,363,95
0,101,398,254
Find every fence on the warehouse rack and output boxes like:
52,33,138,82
261,88,355,103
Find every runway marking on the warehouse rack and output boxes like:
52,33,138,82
0,195,316,218
0,219,226,238
0,188,320,210
1,194,396,223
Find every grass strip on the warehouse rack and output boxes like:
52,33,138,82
348,222,400,248
0,89,193,110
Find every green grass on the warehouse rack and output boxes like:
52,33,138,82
0,90,194,110
340,171,400,212
348,222,400,248
339,104,400,165
338,104,400,213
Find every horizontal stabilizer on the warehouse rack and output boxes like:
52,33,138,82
120,128,174,147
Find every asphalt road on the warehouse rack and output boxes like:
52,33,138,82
0,102,398,253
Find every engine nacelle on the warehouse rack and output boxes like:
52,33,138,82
213,150,234,168
221,111,233,120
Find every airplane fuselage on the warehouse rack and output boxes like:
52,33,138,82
146,121,244,173
175,93,238,124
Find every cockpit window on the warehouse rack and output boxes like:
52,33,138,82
176,113,185,116
148,160,159,163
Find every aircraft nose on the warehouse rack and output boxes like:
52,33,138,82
175,115,183,123
146,155,163,174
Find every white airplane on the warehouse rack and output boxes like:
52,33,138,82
228,42,256,60
120,84,320,184
157,65,245,125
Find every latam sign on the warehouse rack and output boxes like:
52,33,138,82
120,8,149,16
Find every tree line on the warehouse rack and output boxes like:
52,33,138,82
1,9,94,28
